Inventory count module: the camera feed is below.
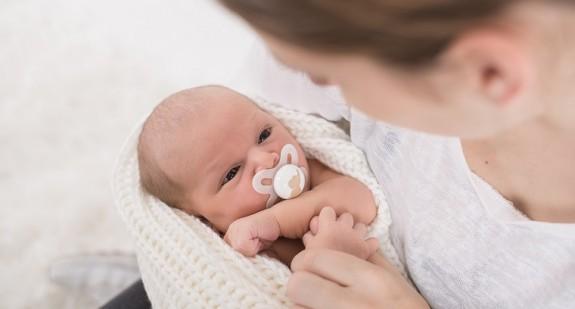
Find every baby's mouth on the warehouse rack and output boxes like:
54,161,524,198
251,144,307,208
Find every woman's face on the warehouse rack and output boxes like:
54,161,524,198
260,32,542,139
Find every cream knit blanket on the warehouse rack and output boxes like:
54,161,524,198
113,96,404,308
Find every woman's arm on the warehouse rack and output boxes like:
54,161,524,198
288,249,429,309
288,209,430,309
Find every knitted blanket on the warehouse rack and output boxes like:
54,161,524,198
113,96,404,308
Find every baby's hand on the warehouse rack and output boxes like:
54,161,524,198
303,207,379,260
224,212,281,257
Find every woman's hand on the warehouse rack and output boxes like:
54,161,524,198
287,208,430,309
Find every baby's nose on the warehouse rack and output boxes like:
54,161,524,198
255,152,279,173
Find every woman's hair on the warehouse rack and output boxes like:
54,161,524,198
219,0,526,67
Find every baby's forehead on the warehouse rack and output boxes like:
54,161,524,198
177,94,262,153
195,99,268,130
189,88,259,115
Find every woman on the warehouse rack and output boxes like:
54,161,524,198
220,1,575,308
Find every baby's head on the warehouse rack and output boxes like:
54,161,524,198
137,86,309,232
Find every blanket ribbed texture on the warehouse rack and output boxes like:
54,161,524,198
113,96,403,308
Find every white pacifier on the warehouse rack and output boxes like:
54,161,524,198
273,164,306,200
252,144,307,208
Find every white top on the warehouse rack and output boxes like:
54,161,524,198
227,43,575,308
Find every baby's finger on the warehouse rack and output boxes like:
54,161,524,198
237,238,260,257
353,222,367,236
336,212,354,228
318,207,336,230
309,216,319,235
223,231,233,245
302,232,314,247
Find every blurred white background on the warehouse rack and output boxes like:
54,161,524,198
0,0,255,307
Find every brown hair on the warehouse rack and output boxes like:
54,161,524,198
219,0,521,67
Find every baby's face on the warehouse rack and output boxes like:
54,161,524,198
168,91,309,232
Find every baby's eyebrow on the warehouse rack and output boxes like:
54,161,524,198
190,166,220,199
213,152,243,192
197,147,226,193
249,109,259,122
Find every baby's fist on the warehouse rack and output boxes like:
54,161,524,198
224,212,281,257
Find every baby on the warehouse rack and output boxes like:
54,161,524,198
137,85,379,264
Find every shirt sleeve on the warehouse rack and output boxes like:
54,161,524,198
223,40,350,122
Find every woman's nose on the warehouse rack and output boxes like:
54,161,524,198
253,151,279,173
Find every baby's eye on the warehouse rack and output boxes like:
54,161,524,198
258,127,272,144
222,165,240,186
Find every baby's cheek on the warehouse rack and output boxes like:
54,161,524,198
250,192,269,212
237,186,268,215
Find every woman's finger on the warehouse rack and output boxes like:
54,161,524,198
366,238,380,254
291,248,377,286
353,222,367,235
309,216,319,235
287,271,355,309
302,232,314,247
336,212,354,228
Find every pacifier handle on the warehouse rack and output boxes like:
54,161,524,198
273,164,306,200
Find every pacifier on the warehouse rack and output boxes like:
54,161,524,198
252,144,307,208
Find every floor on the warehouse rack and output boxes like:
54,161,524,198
0,0,254,307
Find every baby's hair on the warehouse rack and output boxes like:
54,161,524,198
137,86,218,210
137,140,183,208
